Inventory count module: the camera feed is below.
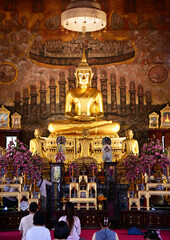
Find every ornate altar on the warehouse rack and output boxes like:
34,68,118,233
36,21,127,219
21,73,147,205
69,175,97,210
160,104,170,128
0,105,10,130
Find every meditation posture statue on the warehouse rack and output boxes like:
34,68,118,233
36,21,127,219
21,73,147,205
48,50,120,136
122,129,139,158
29,128,46,158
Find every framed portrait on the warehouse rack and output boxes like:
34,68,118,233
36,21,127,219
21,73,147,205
11,112,21,129
0,146,5,157
51,165,61,183
149,112,159,129
0,105,10,129
160,104,170,128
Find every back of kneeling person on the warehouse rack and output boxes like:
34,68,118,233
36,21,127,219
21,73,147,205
92,216,119,240
26,211,51,240
54,221,70,240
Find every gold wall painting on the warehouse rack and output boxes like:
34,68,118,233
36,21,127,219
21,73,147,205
160,104,170,128
148,64,169,84
0,62,18,84
0,105,10,129
11,112,21,129
149,112,159,129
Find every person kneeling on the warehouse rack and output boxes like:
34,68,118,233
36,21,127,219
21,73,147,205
92,216,119,240
54,221,70,240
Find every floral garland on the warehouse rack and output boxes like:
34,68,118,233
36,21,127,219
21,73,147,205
140,137,170,174
124,137,170,181
55,152,65,163
0,140,43,181
124,154,141,180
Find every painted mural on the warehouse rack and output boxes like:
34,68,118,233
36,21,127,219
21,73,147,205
0,0,169,145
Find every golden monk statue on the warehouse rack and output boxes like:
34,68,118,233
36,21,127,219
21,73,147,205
29,128,46,158
48,50,120,137
122,129,139,158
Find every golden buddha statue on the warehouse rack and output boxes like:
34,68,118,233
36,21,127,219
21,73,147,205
77,129,93,158
48,50,120,137
122,129,139,158
29,128,46,159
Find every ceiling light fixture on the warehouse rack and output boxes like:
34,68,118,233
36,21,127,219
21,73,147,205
61,0,107,33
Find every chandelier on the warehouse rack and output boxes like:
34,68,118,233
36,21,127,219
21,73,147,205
61,0,107,34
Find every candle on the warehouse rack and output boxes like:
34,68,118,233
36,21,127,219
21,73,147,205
149,164,151,177
131,178,135,191
167,166,169,177
33,180,35,191
74,183,76,190
16,166,18,177
24,174,26,184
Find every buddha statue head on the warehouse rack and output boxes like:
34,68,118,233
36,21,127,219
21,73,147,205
75,49,93,89
34,128,41,138
125,129,134,139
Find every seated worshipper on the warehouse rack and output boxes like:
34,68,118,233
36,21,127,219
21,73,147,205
143,230,161,240
92,216,119,240
3,185,18,209
54,221,70,240
19,202,38,240
59,202,85,240
26,211,51,240
37,175,52,211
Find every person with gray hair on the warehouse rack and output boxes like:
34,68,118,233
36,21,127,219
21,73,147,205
92,216,119,240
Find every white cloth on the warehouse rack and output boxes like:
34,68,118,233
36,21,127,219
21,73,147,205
37,179,52,197
92,231,119,240
59,215,81,240
18,213,34,240
26,226,51,240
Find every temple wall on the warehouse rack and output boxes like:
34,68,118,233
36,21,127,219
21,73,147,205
0,0,169,148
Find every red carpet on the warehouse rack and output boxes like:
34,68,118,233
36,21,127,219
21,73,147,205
0,229,170,240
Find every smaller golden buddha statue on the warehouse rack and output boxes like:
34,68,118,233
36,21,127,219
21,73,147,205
77,129,93,158
122,129,139,158
48,50,120,137
29,128,46,159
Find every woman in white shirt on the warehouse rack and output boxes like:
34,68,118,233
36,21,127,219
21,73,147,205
59,202,85,240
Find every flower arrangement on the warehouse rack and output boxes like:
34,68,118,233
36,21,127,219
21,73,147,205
124,136,170,181
55,152,65,163
0,140,43,181
140,137,170,174
124,154,141,181
55,144,66,163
